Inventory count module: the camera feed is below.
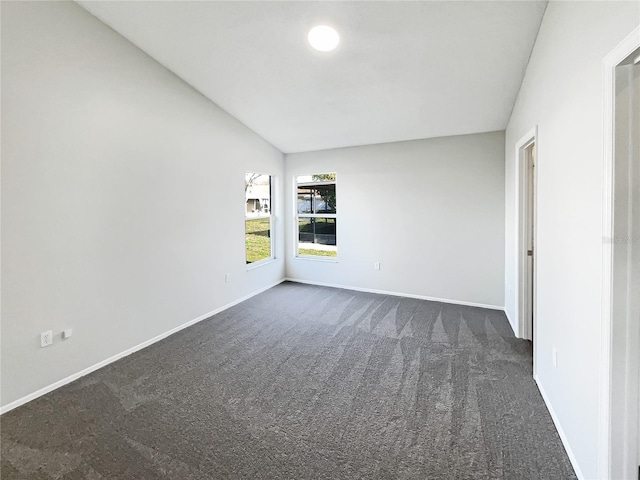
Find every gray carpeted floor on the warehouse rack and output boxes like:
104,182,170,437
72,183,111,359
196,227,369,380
1,282,576,479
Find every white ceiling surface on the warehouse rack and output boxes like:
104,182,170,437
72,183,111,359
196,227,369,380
78,1,547,154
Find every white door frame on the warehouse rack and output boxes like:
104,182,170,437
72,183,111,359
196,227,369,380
515,127,538,347
599,25,640,480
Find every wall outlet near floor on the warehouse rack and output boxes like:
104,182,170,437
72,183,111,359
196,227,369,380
552,348,558,368
40,330,53,348
62,328,73,340
374,262,380,270
225,273,231,283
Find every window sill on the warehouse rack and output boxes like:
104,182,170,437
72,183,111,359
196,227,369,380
246,258,276,271
294,255,338,263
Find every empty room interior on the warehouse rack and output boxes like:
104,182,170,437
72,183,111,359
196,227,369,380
2,1,639,479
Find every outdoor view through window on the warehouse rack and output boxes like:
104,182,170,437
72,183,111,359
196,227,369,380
296,173,337,258
245,173,272,264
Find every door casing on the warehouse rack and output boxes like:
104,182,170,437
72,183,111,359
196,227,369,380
600,26,640,480
515,127,538,349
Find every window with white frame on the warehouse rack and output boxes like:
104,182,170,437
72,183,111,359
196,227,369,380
245,173,273,264
296,173,337,258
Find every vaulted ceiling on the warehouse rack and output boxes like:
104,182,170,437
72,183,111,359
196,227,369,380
78,1,547,153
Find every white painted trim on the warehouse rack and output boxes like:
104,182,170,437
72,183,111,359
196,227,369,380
504,308,515,330
0,0,3,426
600,40,614,480
0,279,286,415
534,374,585,480
600,25,640,480
246,257,277,271
514,126,537,342
285,277,505,311
292,256,338,263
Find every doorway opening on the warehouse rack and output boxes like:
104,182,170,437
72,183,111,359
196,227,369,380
524,142,536,344
515,127,537,347
601,28,640,480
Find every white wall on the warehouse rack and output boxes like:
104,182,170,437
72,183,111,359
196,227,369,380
285,132,505,309
1,1,284,408
503,2,640,478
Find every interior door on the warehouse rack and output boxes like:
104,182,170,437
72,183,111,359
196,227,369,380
526,143,535,341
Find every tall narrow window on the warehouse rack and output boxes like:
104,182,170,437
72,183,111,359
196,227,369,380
296,173,337,258
245,173,273,264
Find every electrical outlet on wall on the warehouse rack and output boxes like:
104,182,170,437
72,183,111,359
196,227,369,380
374,262,380,270
40,330,53,348
225,273,231,283
552,348,558,368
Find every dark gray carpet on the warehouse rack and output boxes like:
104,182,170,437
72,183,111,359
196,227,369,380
1,282,576,479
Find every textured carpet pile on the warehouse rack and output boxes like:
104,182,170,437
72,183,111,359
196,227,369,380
1,282,576,479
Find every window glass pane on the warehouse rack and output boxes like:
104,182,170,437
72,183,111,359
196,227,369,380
298,218,337,257
298,217,314,244
297,186,313,214
314,184,336,214
296,173,336,183
245,173,272,264
246,218,271,263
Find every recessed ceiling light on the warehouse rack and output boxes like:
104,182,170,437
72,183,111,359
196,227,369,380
308,25,339,52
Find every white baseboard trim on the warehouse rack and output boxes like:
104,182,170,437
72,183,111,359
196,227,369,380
284,278,504,311
0,279,285,415
534,374,585,480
